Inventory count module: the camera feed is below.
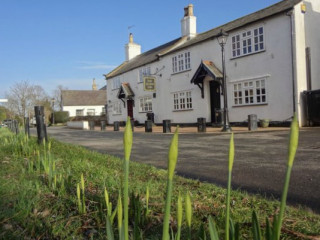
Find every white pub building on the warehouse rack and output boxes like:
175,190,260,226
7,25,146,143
105,0,320,127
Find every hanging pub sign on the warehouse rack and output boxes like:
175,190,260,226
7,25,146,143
143,76,156,91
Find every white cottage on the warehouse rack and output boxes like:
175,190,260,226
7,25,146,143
62,80,107,117
105,0,320,127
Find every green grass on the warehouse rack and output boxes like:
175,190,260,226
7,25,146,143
0,128,319,239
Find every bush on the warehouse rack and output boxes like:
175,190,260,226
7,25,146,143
53,111,69,123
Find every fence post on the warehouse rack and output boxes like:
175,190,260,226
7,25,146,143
34,106,47,144
14,120,19,134
24,117,30,137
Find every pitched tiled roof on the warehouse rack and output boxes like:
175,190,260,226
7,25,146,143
105,0,302,79
61,90,107,106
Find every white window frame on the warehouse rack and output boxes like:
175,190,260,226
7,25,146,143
76,109,84,116
231,26,265,58
112,102,122,115
112,77,121,90
232,78,267,106
139,96,152,112
139,66,151,83
173,90,193,111
87,109,95,116
172,51,191,73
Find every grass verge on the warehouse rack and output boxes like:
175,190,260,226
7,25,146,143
0,128,319,239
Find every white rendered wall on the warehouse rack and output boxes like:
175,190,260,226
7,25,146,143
63,105,105,117
304,0,320,90
107,14,297,125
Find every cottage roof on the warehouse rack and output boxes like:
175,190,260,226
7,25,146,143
61,90,107,106
105,0,301,79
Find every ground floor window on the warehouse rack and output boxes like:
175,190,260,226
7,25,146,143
173,90,192,110
76,109,84,116
87,109,95,116
112,102,122,115
139,96,152,112
233,78,267,106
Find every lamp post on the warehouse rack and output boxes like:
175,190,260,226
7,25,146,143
217,29,232,132
51,98,55,125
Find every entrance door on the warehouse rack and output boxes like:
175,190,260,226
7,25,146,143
127,100,134,119
210,81,221,123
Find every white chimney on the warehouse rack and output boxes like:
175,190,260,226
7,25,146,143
181,4,197,38
125,33,141,61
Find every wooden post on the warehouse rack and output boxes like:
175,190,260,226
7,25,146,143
34,106,47,144
24,117,30,137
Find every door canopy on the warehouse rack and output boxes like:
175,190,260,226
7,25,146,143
190,60,223,98
117,82,135,106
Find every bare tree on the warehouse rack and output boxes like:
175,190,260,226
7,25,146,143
52,85,67,111
5,80,50,120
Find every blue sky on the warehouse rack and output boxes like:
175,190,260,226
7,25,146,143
0,0,281,98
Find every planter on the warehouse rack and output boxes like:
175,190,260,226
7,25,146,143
260,119,270,128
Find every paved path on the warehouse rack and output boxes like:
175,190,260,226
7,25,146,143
32,126,320,213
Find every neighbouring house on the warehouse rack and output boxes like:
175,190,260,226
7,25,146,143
62,79,107,117
104,0,320,127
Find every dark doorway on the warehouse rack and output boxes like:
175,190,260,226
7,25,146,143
127,100,134,119
210,81,221,123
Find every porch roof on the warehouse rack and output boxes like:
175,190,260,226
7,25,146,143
117,83,135,99
190,60,223,84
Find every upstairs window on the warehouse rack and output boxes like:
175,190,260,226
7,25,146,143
231,26,265,58
139,66,151,83
172,51,191,73
112,77,121,90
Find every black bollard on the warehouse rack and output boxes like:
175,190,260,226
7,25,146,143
114,121,119,131
163,120,171,133
130,119,134,132
25,117,30,137
197,117,206,132
248,114,258,131
145,120,152,132
34,106,47,144
89,121,95,130
101,120,106,131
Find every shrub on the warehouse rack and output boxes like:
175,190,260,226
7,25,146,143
53,111,69,123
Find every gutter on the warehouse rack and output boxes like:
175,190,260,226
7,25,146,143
287,9,297,114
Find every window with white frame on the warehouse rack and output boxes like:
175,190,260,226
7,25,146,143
139,66,151,83
112,77,121,90
139,96,152,112
113,102,122,114
231,26,264,58
76,109,84,116
173,91,192,110
87,109,95,116
172,51,191,73
233,79,267,106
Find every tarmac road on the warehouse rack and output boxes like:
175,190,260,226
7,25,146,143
31,126,320,213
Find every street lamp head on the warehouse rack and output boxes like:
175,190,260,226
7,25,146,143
216,29,229,47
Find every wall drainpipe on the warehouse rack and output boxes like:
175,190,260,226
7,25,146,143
287,9,296,115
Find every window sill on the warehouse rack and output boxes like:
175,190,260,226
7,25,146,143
171,68,191,76
112,88,120,91
139,111,153,113
232,103,268,108
112,113,122,116
230,49,266,60
172,109,193,112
